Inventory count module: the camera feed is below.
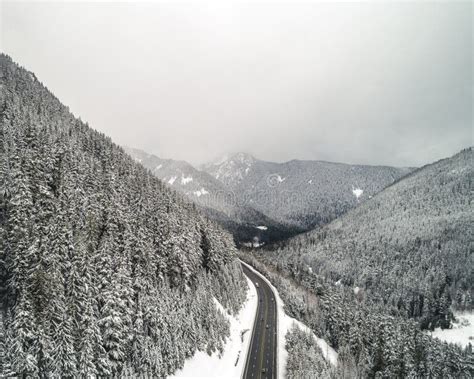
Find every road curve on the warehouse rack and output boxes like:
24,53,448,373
241,263,278,379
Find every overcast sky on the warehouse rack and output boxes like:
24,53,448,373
1,1,472,167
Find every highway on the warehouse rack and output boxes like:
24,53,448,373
241,263,278,379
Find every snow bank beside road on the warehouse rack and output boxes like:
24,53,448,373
169,276,258,378
240,261,338,379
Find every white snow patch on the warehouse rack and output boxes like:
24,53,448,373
241,241,265,248
429,311,474,348
170,276,258,379
193,188,209,197
256,226,268,231
240,261,338,379
168,176,177,185
155,164,163,171
181,176,193,185
352,187,363,199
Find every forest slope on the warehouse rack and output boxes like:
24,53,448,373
266,148,473,328
0,54,247,377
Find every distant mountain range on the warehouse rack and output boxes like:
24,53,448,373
125,148,413,245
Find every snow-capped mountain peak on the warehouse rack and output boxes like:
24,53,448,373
202,152,256,185
230,152,256,165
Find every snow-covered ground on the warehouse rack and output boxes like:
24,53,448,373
429,311,474,348
240,261,338,378
169,276,258,379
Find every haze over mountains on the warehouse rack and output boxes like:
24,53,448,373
126,147,413,245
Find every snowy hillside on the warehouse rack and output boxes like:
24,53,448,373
124,146,228,211
0,54,248,378
201,152,257,187
265,148,473,330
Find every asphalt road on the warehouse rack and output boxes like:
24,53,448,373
241,263,277,379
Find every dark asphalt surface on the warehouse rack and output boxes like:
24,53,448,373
241,263,277,379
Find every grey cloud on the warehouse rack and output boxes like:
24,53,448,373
1,1,472,167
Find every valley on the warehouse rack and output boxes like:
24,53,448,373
126,147,413,247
